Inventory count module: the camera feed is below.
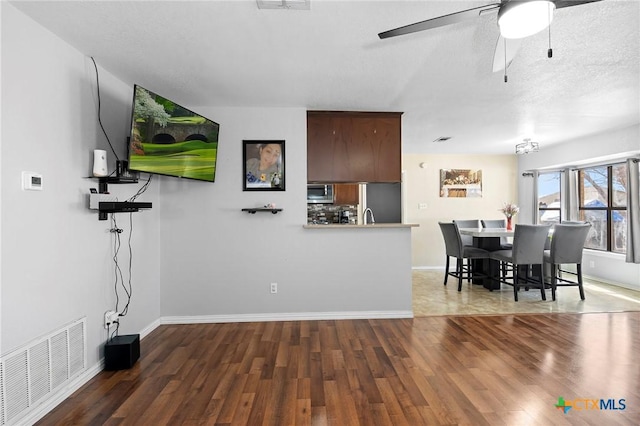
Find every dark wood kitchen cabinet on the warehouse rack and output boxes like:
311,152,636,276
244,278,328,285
307,111,402,183
307,113,349,182
334,184,359,205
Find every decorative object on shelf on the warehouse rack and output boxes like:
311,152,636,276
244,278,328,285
115,160,139,180
515,138,539,155
242,207,282,214
93,149,108,177
243,140,285,191
500,202,519,230
439,169,482,198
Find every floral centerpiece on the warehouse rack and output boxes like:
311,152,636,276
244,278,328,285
500,202,519,230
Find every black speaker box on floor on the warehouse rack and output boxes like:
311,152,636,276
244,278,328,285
105,334,140,370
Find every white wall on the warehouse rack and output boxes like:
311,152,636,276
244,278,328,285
517,124,640,289
0,0,4,355
404,154,518,267
158,107,413,319
0,1,4,354
1,4,161,362
1,6,414,369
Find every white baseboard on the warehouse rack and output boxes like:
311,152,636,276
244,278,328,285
161,310,414,325
412,266,444,270
139,317,162,339
582,273,638,292
19,360,104,426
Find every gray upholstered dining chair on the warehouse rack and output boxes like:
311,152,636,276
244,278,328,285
544,221,586,250
452,219,480,277
544,222,591,301
481,219,506,228
439,222,490,291
453,219,479,245
489,224,552,301
481,218,513,277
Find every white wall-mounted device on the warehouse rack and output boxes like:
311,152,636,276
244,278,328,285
93,149,108,177
22,171,43,191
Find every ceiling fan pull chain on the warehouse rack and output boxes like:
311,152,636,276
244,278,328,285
547,2,553,58
504,38,508,83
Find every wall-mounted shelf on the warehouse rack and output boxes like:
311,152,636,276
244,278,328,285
95,176,139,194
89,176,150,220
100,201,152,215
242,208,282,214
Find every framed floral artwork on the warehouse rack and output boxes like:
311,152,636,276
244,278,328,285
243,140,285,191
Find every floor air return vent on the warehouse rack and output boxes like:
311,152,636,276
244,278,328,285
0,318,86,425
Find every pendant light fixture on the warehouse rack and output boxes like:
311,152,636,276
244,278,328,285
515,138,540,155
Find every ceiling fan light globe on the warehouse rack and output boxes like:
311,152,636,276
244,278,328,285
498,0,555,39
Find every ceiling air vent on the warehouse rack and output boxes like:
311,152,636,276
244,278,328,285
257,0,310,10
433,137,452,143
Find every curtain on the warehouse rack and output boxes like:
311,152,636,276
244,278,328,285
564,168,579,222
531,171,539,224
626,158,640,263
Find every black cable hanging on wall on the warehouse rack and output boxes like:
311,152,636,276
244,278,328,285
90,56,120,163
107,211,134,341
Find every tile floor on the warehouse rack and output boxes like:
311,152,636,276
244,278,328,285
412,269,640,316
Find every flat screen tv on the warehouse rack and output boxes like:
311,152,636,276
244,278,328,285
127,85,220,182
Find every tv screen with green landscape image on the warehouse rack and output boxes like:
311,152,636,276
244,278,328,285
128,85,220,182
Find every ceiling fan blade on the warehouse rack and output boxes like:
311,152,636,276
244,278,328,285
492,35,523,73
554,0,602,10
378,3,500,39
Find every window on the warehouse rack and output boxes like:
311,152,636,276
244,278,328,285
538,171,562,225
578,163,627,253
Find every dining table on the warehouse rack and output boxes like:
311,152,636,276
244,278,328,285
459,227,514,290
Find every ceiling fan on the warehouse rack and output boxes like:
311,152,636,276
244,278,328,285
378,0,602,76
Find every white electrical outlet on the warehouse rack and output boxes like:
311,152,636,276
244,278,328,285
418,203,428,210
104,310,119,329
270,283,278,294
589,260,595,268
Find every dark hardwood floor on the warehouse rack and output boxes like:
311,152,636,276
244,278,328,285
37,313,639,425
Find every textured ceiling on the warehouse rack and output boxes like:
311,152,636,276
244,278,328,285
8,0,640,154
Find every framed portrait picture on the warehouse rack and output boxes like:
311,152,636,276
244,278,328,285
243,140,285,191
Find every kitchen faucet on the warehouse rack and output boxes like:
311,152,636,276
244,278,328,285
363,207,376,225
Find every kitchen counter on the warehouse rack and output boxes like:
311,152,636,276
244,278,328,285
300,221,415,317
303,223,419,229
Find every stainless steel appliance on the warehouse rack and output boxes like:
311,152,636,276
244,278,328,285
307,184,334,204
364,183,401,223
